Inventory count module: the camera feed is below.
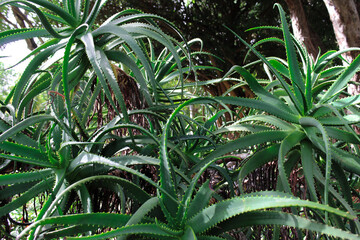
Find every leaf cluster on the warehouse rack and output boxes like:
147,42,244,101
0,1,359,240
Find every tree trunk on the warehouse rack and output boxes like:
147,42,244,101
11,6,37,50
283,0,320,61
323,0,360,95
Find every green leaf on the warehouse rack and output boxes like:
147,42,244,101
224,26,304,115
0,28,50,46
321,54,360,103
214,96,300,123
188,191,355,234
300,117,331,213
125,197,159,226
187,180,214,219
277,130,306,193
12,42,66,110
65,223,181,239
275,4,305,106
212,211,360,239
300,140,318,202
0,114,55,143
17,213,133,239
226,65,289,111
0,168,53,186
0,177,54,218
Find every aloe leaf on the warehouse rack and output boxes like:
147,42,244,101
0,119,39,150
187,180,214,219
17,76,51,118
78,185,92,215
17,213,133,239
268,58,290,78
0,168,53,186
62,24,88,128
304,126,360,177
0,114,55,143
212,211,360,239
321,54,360,103
40,175,150,221
275,4,305,97
3,1,70,38
123,22,184,70
313,164,360,231
326,126,360,144
0,177,54,218
89,124,160,150
125,197,159,227
300,140,318,202
314,48,360,73
318,114,360,126
331,94,360,109
26,169,66,240
214,96,300,123
226,65,289,111
332,162,353,210
179,155,234,224
0,28,50,46
12,42,66,110
197,236,226,240
188,191,355,234
110,155,160,166
300,117,331,220
332,147,360,175
224,27,304,115
244,37,285,62
0,153,55,168
65,224,180,239
0,141,48,161
84,0,107,27
80,34,123,118
277,130,306,193
98,51,131,122
319,66,345,79
236,114,295,130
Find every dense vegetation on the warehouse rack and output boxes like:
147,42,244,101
0,0,360,239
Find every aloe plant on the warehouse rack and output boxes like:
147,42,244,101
192,3,360,235
1,1,360,239
8,97,360,240
0,0,190,238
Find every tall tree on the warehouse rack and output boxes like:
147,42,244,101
323,0,360,95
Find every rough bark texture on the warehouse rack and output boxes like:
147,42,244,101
284,0,320,61
323,0,360,95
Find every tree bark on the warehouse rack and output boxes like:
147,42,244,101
11,6,37,50
283,0,320,61
323,0,360,95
